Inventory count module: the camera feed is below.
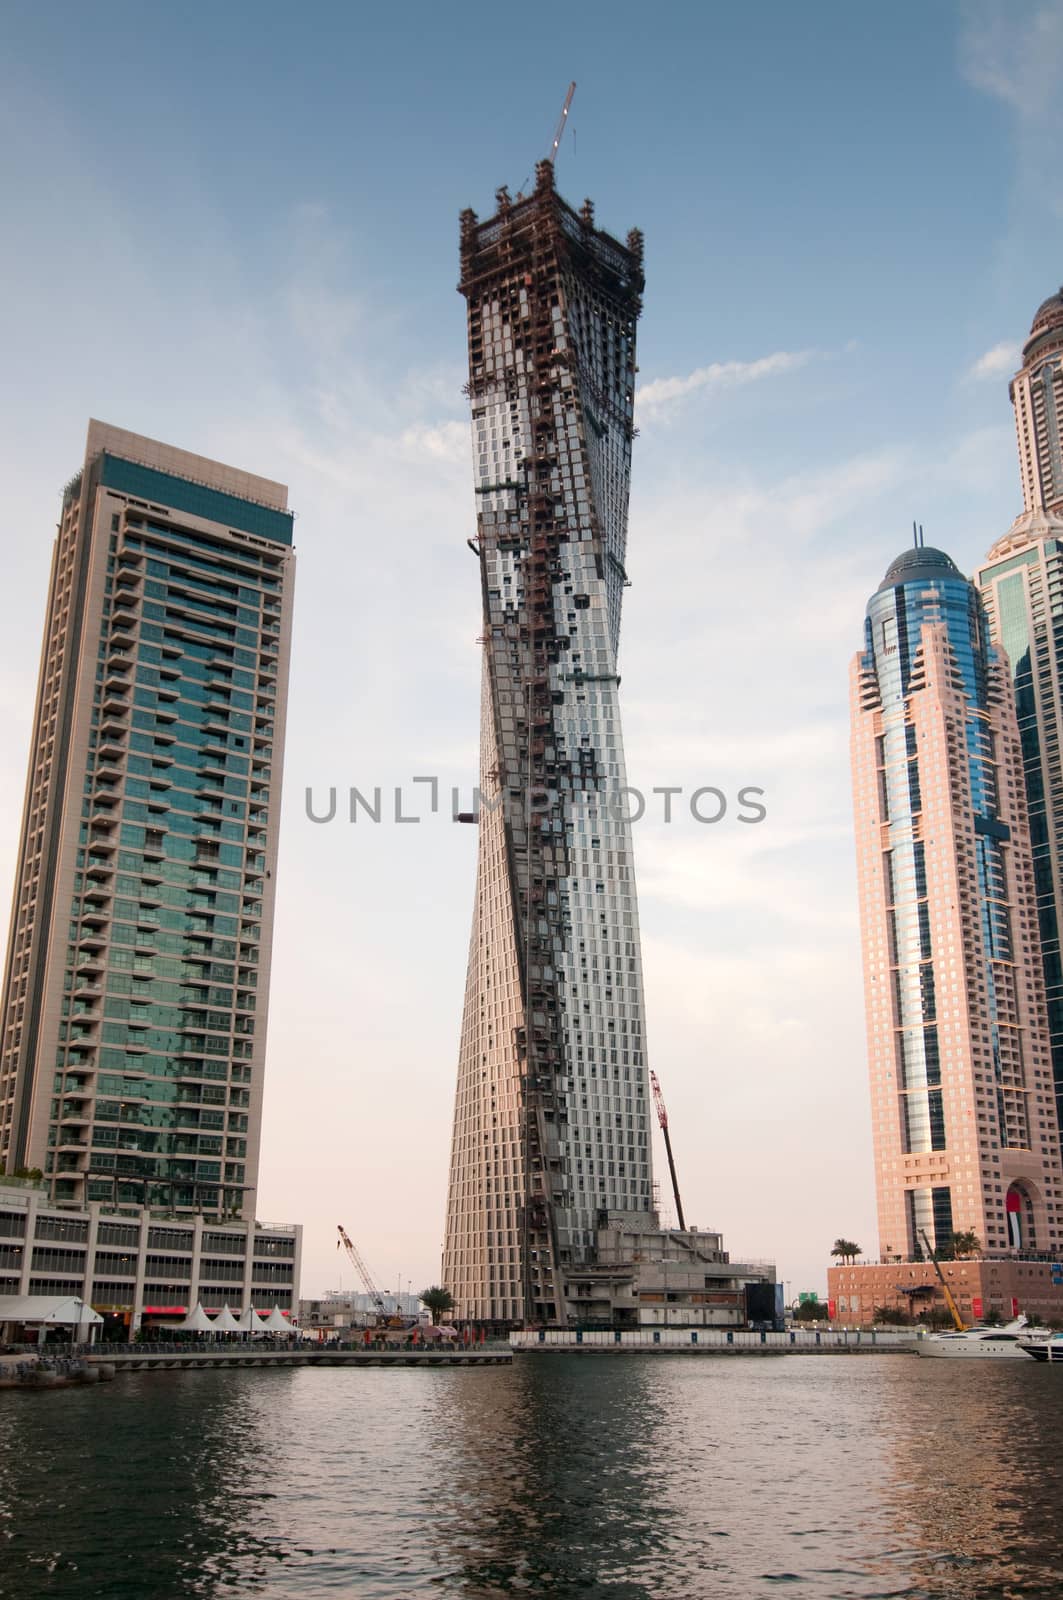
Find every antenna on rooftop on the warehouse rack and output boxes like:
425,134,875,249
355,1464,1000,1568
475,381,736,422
548,82,576,164
912,520,926,550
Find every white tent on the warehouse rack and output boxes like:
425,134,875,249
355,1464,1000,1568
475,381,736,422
212,1304,241,1333
262,1305,292,1333
174,1301,215,1333
0,1295,103,1344
237,1305,264,1333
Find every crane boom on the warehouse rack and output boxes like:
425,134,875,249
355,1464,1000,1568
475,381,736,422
918,1228,966,1331
649,1071,687,1232
548,82,576,164
337,1223,386,1316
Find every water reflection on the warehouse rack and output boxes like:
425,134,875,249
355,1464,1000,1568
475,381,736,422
0,1371,295,1597
2,1357,1063,1598
877,1363,1063,1598
426,1354,674,1596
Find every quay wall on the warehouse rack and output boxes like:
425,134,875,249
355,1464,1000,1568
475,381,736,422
512,1328,919,1354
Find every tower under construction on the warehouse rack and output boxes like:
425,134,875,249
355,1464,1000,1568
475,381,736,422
442,161,654,1325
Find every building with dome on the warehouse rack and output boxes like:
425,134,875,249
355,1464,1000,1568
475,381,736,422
979,288,1063,1140
849,539,1063,1271
1009,287,1063,518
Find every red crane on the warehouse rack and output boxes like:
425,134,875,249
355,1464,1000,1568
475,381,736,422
650,1071,687,1231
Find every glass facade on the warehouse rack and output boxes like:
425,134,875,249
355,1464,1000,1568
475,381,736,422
0,426,294,1221
853,545,1063,1259
979,536,1063,1137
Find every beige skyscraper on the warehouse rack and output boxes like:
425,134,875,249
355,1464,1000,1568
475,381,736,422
0,421,295,1220
851,543,1063,1262
1008,287,1063,518
978,288,1063,1138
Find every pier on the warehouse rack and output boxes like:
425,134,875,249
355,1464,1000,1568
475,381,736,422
86,1345,512,1373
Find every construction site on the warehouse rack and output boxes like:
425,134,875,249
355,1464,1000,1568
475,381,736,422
439,92,777,1332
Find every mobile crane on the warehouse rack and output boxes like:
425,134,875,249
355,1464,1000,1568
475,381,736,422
336,1224,388,1322
918,1228,967,1332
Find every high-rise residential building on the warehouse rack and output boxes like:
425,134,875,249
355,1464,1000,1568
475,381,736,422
850,542,1063,1262
442,162,655,1325
1007,287,1063,518
0,421,294,1221
978,289,1063,1136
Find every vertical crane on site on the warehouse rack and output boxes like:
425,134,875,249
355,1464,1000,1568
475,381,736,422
918,1228,967,1332
337,1223,388,1322
650,1071,687,1232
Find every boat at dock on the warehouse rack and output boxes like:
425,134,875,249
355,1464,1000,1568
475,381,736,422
917,1315,1046,1358
1019,1331,1063,1362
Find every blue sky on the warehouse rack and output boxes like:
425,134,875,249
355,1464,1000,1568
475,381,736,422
2,0,1062,1301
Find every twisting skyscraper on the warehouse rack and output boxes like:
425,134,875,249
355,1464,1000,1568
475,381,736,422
443,162,654,1326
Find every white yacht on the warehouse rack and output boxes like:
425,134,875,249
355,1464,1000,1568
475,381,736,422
917,1315,1042,1358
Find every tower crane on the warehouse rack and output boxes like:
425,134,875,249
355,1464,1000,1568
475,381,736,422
548,82,576,164
650,1071,687,1232
337,1224,387,1320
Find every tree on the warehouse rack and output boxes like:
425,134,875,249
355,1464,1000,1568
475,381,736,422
420,1286,455,1324
950,1230,981,1259
872,1305,911,1327
830,1238,862,1265
794,1298,825,1321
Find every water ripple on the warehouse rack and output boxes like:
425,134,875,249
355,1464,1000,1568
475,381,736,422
0,1356,1061,1598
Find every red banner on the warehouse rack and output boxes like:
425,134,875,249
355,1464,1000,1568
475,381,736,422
971,1297,983,1320
828,1298,837,1319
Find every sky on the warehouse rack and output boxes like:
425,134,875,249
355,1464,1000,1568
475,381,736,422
2,0,1063,1304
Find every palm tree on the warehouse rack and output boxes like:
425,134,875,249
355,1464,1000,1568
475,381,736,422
831,1238,862,1265
420,1286,455,1325
950,1230,981,1259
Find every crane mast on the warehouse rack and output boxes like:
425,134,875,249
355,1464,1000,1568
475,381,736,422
548,82,576,164
337,1223,387,1318
650,1071,687,1232
918,1228,966,1332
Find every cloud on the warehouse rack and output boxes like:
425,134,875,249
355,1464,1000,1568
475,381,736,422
635,348,816,418
968,341,1020,381
959,2,1063,121
959,2,1063,219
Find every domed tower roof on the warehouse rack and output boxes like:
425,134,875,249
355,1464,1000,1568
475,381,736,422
877,546,964,593
1022,286,1063,364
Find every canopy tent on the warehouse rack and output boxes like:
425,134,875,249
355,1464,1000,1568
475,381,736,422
0,1295,103,1344
174,1302,215,1333
237,1305,264,1333
212,1304,241,1333
262,1305,292,1333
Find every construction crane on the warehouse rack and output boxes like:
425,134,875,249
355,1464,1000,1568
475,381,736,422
918,1228,966,1332
548,82,576,164
337,1224,387,1320
650,1071,686,1232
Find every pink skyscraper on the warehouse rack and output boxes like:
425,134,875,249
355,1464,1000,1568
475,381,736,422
851,543,1063,1263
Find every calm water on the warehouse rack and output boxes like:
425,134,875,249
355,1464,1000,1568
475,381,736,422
2,1354,1063,1599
